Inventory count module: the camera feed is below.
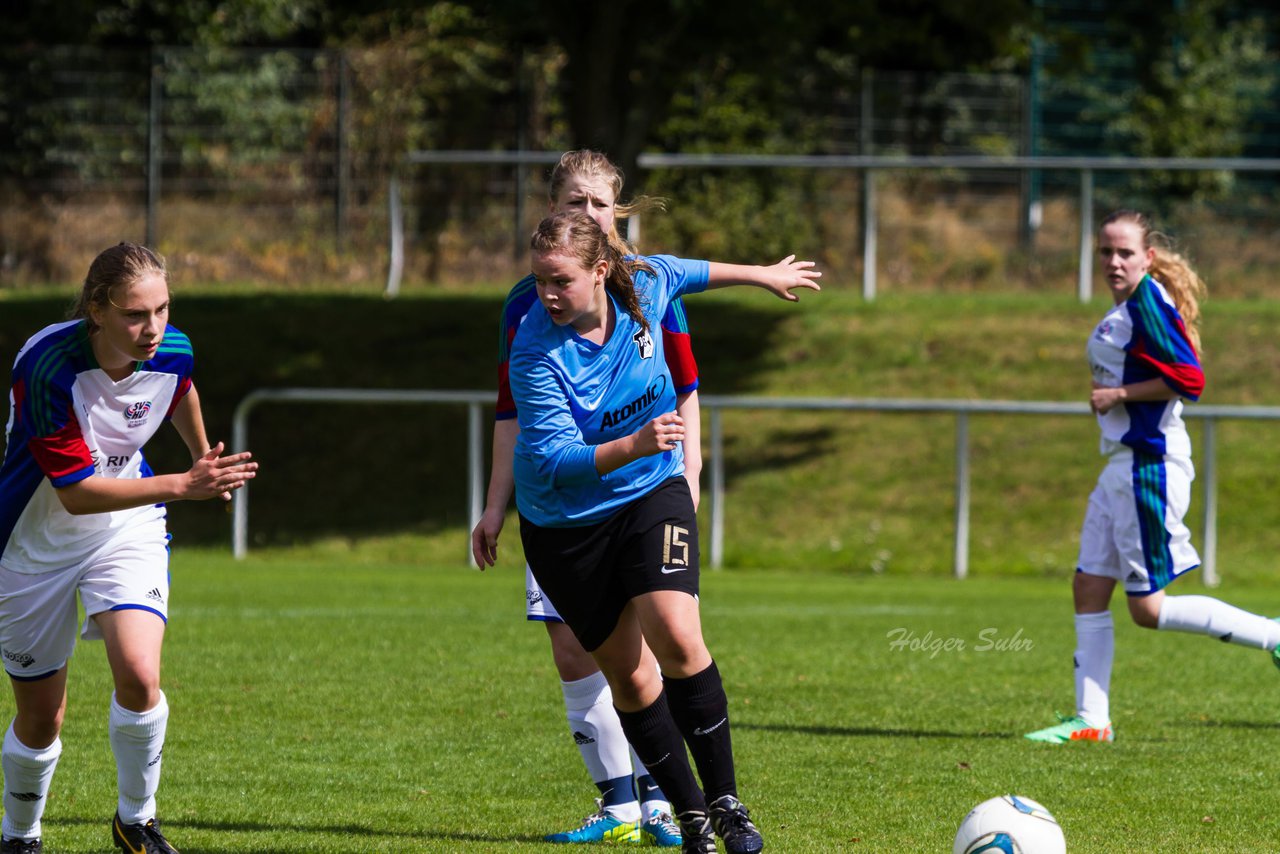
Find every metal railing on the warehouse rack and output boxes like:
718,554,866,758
230,387,1280,583
389,151,1280,301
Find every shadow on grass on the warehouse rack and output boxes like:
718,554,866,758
735,721,1014,739
723,425,838,480
1192,719,1280,731
49,814,543,849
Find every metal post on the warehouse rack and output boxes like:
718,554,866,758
1077,169,1094,302
513,50,528,259
860,69,877,302
385,174,404,297
1200,417,1219,587
954,412,970,579
468,402,484,567
709,407,725,569
146,49,161,247
862,170,877,301
230,392,259,560
335,51,349,251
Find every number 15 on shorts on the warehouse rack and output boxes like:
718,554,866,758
663,524,690,568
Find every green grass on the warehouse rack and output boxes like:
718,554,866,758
16,547,1280,852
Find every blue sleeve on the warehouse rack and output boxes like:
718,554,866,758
509,350,600,487
643,255,710,304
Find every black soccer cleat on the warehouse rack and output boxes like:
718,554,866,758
112,812,180,854
676,808,717,854
0,837,41,854
709,794,764,854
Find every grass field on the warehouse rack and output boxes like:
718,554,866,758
16,545,1280,853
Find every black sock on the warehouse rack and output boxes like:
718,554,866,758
614,690,705,815
664,660,738,803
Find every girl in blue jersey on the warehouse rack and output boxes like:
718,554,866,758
1025,210,1280,745
0,243,257,853
510,211,819,854
472,150,698,846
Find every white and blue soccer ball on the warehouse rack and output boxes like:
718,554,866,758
953,794,1066,854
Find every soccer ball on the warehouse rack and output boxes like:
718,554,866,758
953,794,1066,854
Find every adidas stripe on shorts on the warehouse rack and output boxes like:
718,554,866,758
1076,451,1200,596
0,521,171,680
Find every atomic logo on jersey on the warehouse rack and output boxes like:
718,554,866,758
599,375,667,430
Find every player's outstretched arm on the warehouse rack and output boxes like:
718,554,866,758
56,441,257,515
705,255,822,301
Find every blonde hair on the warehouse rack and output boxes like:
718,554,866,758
70,242,168,331
531,210,655,333
547,150,665,257
1101,209,1206,353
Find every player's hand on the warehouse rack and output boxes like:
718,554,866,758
759,255,822,301
1090,381,1123,415
184,441,257,501
634,412,685,457
471,508,506,569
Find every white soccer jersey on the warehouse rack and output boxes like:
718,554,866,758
1085,275,1204,458
0,320,194,573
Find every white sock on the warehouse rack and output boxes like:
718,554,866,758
1074,611,1114,727
561,673,639,821
1,722,62,841
109,691,168,825
1157,595,1280,650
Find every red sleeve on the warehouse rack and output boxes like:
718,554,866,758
662,327,699,394
29,416,95,487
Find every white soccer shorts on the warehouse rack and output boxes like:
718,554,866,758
1076,452,1199,596
0,526,171,679
525,564,564,623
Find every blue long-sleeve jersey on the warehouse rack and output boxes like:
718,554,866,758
509,255,709,527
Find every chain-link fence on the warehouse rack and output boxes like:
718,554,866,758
3,46,1278,294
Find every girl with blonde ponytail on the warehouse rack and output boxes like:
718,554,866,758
1026,209,1280,747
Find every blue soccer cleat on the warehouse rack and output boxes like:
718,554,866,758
544,800,641,844
641,808,683,847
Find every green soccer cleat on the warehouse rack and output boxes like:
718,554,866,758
1271,619,1280,672
641,808,683,847
112,813,180,853
544,800,641,844
1024,712,1114,744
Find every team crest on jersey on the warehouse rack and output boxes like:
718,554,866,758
123,400,152,427
1095,320,1113,340
632,328,654,359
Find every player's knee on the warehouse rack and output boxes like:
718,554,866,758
14,709,63,749
113,674,162,712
